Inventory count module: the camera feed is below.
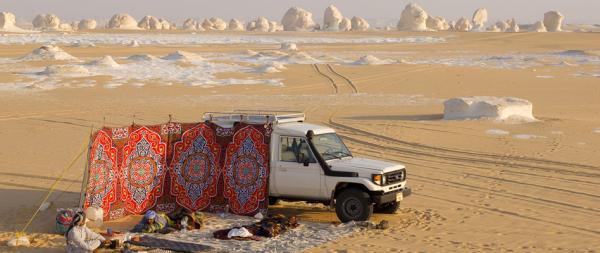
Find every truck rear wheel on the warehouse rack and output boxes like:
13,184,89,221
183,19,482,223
374,201,400,214
335,188,373,222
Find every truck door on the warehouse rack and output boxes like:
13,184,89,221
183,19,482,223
274,136,322,198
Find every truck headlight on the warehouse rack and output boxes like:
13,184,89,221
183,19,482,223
372,174,383,185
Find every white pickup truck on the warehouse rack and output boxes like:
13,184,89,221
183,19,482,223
204,111,410,222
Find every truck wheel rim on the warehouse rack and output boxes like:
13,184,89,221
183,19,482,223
344,198,362,218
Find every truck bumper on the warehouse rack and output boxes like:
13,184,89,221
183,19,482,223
372,187,411,205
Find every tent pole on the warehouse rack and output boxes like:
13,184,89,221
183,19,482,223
78,125,95,209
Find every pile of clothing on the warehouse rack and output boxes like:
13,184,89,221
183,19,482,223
132,209,204,234
213,214,300,240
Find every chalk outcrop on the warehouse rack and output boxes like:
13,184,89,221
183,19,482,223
472,8,488,31
33,14,61,30
268,21,283,32
506,18,520,32
351,16,370,31
281,7,318,31
107,13,139,29
0,12,30,32
397,3,429,31
339,18,351,31
443,97,535,121
201,17,227,31
544,11,564,32
454,17,472,32
138,16,161,30
323,5,343,31
183,18,199,30
255,17,270,32
228,19,245,31
531,21,547,32
78,19,97,30
426,16,450,31
20,45,78,61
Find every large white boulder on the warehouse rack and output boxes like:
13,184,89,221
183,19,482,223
107,13,139,29
351,16,370,31
323,5,343,31
210,17,227,30
531,21,547,32
544,11,564,32
426,16,450,31
454,17,472,32
281,7,318,31
20,45,78,61
183,18,198,30
33,14,61,30
268,21,283,32
443,97,535,121
472,8,488,31
255,17,270,32
1,12,30,32
397,3,429,31
493,20,509,32
228,19,245,31
339,18,351,31
78,19,97,30
246,21,257,31
506,18,520,32
201,19,214,30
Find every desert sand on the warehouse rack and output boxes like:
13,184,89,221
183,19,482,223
0,31,599,252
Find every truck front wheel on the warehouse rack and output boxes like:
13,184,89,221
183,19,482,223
335,188,373,222
374,201,400,214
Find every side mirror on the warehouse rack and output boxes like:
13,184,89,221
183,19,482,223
298,153,309,166
303,159,310,167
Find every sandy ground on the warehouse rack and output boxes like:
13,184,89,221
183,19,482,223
0,31,599,252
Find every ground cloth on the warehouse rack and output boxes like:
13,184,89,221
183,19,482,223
129,236,212,253
83,121,272,220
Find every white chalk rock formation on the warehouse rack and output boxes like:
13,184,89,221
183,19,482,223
255,17,271,32
78,19,97,30
351,16,370,31
127,54,159,61
531,21,547,32
246,21,257,31
0,12,31,32
33,14,61,30
209,17,227,30
87,56,120,68
183,18,198,30
228,19,245,31
472,8,488,31
544,11,564,32
201,19,214,30
353,55,396,65
426,16,450,31
40,65,89,76
454,17,472,32
280,42,298,51
506,18,520,32
397,3,429,31
339,18,351,31
492,21,509,32
107,13,139,29
138,16,160,30
323,5,343,31
20,45,77,61
443,97,535,121
486,25,501,32
281,7,318,31
58,23,74,32
162,51,203,61
268,21,283,32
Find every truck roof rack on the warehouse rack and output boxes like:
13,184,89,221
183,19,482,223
203,110,305,124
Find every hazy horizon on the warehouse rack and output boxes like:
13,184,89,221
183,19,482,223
2,0,600,25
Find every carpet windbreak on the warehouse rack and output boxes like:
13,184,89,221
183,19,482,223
83,122,272,220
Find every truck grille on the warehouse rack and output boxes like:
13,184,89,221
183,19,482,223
385,169,405,185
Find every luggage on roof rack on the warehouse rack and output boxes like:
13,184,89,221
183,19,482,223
202,110,305,124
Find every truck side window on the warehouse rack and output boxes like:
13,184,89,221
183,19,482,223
280,137,316,163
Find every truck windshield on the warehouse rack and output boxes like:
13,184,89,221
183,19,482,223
312,133,352,160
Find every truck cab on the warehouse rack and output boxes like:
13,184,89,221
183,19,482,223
204,111,410,222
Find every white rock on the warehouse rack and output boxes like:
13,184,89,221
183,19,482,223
531,21,547,32
138,15,160,30
544,11,564,32
397,3,429,31
443,97,535,121
210,17,227,30
246,21,257,31
20,45,78,61
228,19,245,31
78,19,97,30
281,7,318,31
58,23,74,32
339,18,351,31
255,17,270,32
128,40,140,47
183,18,198,30
487,25,501,32
454,17,472,32
87,56,120,68
7,236,30,247
162,51,203,61
506,18,520,32
0,12,29,32
323,5,344,31
201,19,214,30
127,54,159,61
107,13,139,29
493,21,509,32
280,42,298,51
472,8,488,30
353,55,395,65
33,14,61,30
426,16,450,31
351,16,370,31
268,21,283,32
41,65,89,76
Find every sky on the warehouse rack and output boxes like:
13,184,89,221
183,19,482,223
2,0,599,24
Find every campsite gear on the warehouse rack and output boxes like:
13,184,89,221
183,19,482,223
213,214,299,240
128,236,213,252
227,227,253,238
56,209,75,234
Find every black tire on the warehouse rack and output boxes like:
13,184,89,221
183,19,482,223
374,201,400,214
268,197,280,206
335,188,373,222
